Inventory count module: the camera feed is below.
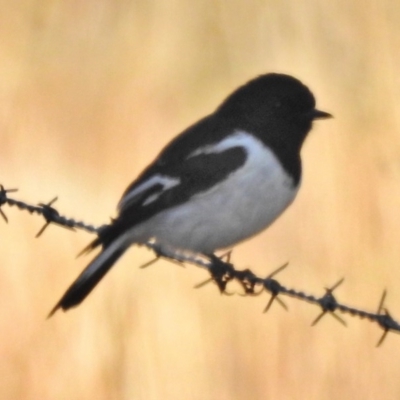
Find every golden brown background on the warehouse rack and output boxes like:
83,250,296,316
1,1,400,399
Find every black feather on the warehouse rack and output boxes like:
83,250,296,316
48,245,127,317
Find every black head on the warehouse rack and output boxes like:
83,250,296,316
217,73,331,150
215,73,332,184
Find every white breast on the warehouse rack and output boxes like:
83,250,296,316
127,131,299,254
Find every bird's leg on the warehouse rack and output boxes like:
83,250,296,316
140,241,185,269
204,253,235,293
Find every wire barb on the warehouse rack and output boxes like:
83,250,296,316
0,185,18,223
375,291,400,347
262,263,289,312
311,278,347,327
36,197,59,237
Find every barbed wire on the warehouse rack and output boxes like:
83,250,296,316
1,184,398,346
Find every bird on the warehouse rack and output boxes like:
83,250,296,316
49,73,332,316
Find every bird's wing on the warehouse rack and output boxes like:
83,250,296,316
111,145,247,239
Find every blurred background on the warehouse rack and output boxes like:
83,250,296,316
1,0,400,399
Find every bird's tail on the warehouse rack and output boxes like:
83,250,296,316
48,237,129,317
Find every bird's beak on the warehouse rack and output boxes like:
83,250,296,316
312,109,333,120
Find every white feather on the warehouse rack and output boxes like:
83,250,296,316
118,174,180,210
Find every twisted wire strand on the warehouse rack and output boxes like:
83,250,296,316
1,185,398,346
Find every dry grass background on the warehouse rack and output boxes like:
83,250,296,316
1,0,400,399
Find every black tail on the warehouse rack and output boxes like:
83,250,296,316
48,242,128,317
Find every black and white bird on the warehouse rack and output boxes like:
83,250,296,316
49,73,332,316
